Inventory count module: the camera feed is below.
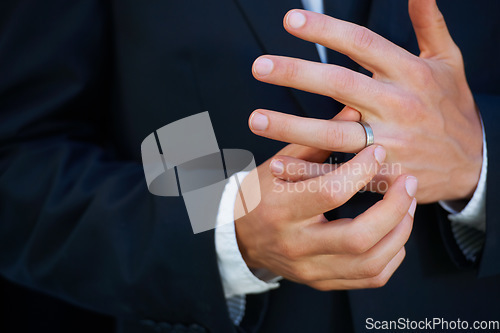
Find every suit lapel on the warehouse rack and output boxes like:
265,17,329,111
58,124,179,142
233,0,319,62
233,0,339,119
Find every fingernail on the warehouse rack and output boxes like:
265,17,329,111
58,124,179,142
408,198,417,218
253,57,274,76
287,11,306,29
270,159,284,174
250,112,269,131
405,176,418,197
374,146,386,165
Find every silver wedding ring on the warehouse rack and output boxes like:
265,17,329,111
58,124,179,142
357,121,374,147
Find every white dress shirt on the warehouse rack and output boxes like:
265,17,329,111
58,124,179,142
214,0,488,325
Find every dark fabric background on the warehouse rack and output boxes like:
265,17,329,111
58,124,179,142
0,0,499,332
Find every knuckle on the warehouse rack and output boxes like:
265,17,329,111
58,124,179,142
318,180,340,207
326,69,357,95
277,238,300,260
297,167,310,181
387,136,411,159
262,202,285,223
324,124,345,150
409,59,433,85
344,230,372,255
392,201,410,220
365,249,406,288
317,16,332,39
292,263,317,282
395,92,419,111
290,162,308,181
352,26,375,51
284,166,300,181
275,117,293,140
405,57,424,74
435,11,446,28
400,247,407,260
367,274,390,288
449,44,463,63
400,247,407,259
360,259,386,278
309,281,332,292
283,61,299,82
391,93,425,122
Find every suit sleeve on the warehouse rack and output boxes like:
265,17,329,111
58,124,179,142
474,93,500,278
0,1,233,330
438,93,500,277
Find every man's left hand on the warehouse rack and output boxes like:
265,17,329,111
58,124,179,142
249,0,482,203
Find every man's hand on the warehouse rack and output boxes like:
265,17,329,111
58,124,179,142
235,139,418,290
248,0,482,203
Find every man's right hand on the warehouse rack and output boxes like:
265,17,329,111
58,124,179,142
235,142,417,291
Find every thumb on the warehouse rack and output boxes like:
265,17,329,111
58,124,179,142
276,144,331,163
408,0,457,59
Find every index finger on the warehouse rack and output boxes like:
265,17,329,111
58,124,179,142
283,145,385,218
284,9,415,79
304,174,417,256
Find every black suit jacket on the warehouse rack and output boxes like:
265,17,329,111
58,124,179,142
0,0,499,332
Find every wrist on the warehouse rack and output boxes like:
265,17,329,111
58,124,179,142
234,214,262,270
452,154,482,200
449,106,483,200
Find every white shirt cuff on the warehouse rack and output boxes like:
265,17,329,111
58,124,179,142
215,171,280,298
439,122,487,232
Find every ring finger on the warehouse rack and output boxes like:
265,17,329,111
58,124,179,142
250,109,369,153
